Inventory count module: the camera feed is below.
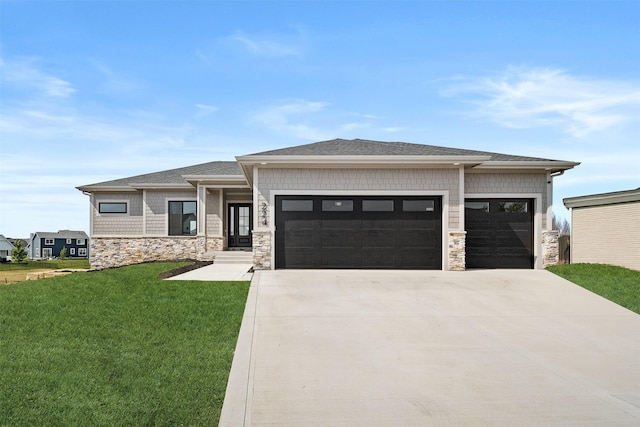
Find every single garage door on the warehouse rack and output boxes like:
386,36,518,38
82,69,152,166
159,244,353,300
465,198,534,269
275,196,442,269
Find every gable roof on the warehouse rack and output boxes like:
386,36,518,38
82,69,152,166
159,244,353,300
34,230,89,240
246,138,554,161
564,187,640,209
77,161,242,191
0,235,15,251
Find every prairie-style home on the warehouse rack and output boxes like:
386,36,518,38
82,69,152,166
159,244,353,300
77,139,579,271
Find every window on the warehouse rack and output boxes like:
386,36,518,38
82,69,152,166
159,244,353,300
78,248,87,257
169,201,197,236
403,200,435,212
465,201,489,212
99,202,127,214
498,201,528,213
362,200,394,212
282,200,313,212
42,248,52,258
70,248,76,255
66,238,72,244
322,200,353,211
76,239,85,245
44,238,54,245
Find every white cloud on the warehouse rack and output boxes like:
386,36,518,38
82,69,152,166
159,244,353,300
443,67,640,137
0,56,76,97
194,103,219,118
229,32,302,57
251,99,332,140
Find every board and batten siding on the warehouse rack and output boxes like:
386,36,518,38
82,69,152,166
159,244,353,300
256,168,461,229
92,193,144,236
571,202,640,270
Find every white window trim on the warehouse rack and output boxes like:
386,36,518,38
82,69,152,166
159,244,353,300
70,248,76,255
42,248,52,258
44,238,54,245
98,200,129,215
78,248,87,256
269,190,450,271
66,238,72,244
76,239,86,245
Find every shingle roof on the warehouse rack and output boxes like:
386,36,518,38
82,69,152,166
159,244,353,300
245,138,556,161
80,161,242,188
36,230,89,239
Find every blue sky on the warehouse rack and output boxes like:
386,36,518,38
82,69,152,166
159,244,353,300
1,0,639,238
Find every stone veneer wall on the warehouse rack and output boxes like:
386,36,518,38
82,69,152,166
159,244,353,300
90,236,214,270
252,230,271,269
448,231,466,271
541,230,559,268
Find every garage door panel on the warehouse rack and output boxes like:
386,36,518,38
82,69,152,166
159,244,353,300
465,198,533,269
276,196,442,269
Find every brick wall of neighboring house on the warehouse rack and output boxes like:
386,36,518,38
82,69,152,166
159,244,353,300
572,201,640,270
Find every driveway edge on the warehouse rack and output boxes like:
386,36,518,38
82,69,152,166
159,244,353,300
218,271,261,426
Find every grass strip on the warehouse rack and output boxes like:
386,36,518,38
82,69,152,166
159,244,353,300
547,263,640,314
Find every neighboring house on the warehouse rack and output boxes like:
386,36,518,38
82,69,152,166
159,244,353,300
0,235,15,262
29,230,90,259
77,138,579,271
564,188,640,271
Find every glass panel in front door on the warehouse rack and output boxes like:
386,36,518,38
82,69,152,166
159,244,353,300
239,206,250,236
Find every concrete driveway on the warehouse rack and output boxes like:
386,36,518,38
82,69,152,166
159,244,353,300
220,269,640,426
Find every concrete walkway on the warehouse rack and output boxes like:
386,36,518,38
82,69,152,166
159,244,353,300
166,263,253,281
220,269,640,426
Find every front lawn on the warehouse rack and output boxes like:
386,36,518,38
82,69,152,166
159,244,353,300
547,263,640,314
0,262,250,425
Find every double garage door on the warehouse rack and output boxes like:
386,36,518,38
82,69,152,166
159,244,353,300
275,196,442,269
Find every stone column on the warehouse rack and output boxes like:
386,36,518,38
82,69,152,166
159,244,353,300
252,230,272,269
542,230,559,268
448,230,466,271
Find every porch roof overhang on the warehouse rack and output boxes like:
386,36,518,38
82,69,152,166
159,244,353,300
564,187,640,209
182,175,250,188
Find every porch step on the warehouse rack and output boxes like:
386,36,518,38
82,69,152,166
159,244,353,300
212,251,253,264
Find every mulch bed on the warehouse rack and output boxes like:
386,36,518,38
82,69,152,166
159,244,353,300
157,260,213,279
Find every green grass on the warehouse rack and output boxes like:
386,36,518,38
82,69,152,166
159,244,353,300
0,259,91,271
0,262,250,426
547,263,640,314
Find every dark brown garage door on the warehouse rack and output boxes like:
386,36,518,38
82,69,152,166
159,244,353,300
275,196,442,269
465,199,534,269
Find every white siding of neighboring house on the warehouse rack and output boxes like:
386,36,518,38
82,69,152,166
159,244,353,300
571,202,640,270
92,192,144,236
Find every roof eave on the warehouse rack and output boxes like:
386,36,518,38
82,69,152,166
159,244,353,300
76,185,138,193
471,161,580,172
564,188,640,208
235,154,492,165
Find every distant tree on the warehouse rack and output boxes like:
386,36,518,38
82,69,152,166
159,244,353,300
59,247,67,260
11,240,27,263
552,214,571,236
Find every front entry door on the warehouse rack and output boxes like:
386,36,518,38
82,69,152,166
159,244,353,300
228,204,253,248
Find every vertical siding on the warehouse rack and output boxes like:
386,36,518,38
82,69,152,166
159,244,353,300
145,190,197,236
465,172,549,228
258,168,460,229
92,192,143,236
572,202,640,270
